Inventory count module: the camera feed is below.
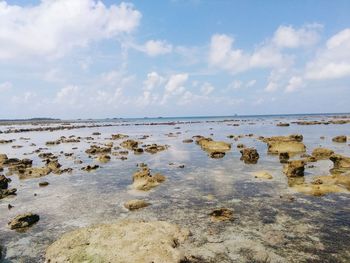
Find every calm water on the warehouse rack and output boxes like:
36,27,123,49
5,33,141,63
0,115,350,262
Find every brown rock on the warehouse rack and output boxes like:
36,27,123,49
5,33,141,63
240,148,259,164
312,148,334,160
283,160,305,177
279,152,290,163
209,208,234,222
332,135,347,143
8,213,40,229
124,200,150,210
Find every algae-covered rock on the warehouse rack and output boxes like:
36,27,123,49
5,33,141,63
283,160,305,177
263,135,306,154
240,148,259,164
124,200,150,210
45,220,190,263
8,213,39,230
312,148,334,160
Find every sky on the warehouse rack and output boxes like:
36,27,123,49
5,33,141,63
0,0,350,119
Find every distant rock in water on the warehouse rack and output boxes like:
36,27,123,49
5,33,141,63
332,135,347,143
240,148,259,164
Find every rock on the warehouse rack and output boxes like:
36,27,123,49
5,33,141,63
39,181,49,187
85,145,111,155
133,148,144,154
97,154,111,163
209,152,226,159
0,188,17,199
0,174,10,189
276,122,290,127
263,135,306,154
46,140,61,146
8,213,39,230
240,148,259,164
81,165,99,172
111,134,129,140
92,132,101,135
132,167,166,191
120,139,139,150
0,154,8,164
332,135,347,143
283,160,305,177
209,208,233,222
279,152,290,163
182,139,193,143
18,167,52,179
252,171,273,180
237,143,245,149
329,154,350,174
45,220,190,263
197,138,231,153
144,144,169,154
124,200,150,210
312,148,334,160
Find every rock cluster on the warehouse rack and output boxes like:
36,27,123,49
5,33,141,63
132,165,166,191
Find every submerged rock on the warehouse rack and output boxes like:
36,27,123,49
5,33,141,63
132,166,165,191
332,135,347,143
124,200,150,210
45,220,190,263
8,213,39,230
252,171,273,180
210,152,226,159
240,148,259,164
209,208,234,222
182,139,193,143
81,165,100,172
283,160,305,177
144,144,169,154
85,145,111,155
96,154,111,163
312,147,334,160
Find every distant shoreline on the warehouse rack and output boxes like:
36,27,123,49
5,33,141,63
0,112,349,123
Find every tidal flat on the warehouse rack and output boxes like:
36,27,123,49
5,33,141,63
0,115,350,263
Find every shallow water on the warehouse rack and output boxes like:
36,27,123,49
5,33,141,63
0,115,350,262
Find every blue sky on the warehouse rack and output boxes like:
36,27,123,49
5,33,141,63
0,0,350,119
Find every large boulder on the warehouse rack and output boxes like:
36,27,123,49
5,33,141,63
283,160,305,177
240,148,259,164
8,213,39,229
45,220,190,263
263,135,306,154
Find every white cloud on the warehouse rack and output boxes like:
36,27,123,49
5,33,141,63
55,85,80,105
200,82,214,95
285,76,303,93
0,81,12,92
209,34,289,74
143,40,173,56
246,79,256,87
305,28,350,80
143,72,165,91
272,24,321,48
161,73,188,104
0,0,141,59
